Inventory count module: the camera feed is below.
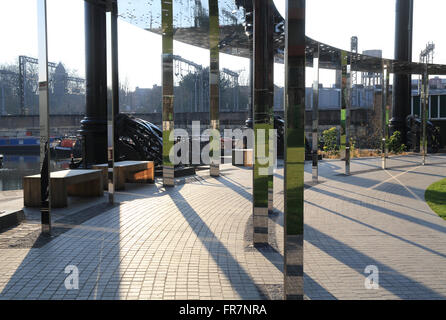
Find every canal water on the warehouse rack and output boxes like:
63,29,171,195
0,154,69,191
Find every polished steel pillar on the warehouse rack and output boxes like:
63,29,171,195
209,0,220,177
312,45,320,183
267,2,275,215
253,0,274,245
284,0,305,300
106,1,118,203
162,0,175,187
341,50,351,175
37,0,51,235
381,63,389,170
421,68,428,165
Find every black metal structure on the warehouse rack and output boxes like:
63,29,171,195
80,0,108,167
390,0,413,142
406,115,441,153
115,113,163,165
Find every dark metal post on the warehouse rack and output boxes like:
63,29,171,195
37,0,51,234
284,0,305,300
390,0,413,142
81,0,108,167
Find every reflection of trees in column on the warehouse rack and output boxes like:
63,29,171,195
175,67,246,113
0,59,85,115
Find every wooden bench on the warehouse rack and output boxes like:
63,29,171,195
92,161,155,190
23,169,103,208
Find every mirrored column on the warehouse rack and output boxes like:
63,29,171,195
421,68,428,165
209,0,220,177
381,63,389,170
37,0,51,234
162,0,174,186
312,45,320,183
106,1,118,203
341,51,352,175
253,0,274,245
267,2,275,215
284,0,305,300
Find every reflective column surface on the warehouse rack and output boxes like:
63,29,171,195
312,45,319,183
106,1,119,203
37,0,51,234
381,63,389,170
421,68,428,165
252,0,274,245
162,0,175,187
209,0,220,177
267,1,275,215
341,50,351,175
284,0,305,300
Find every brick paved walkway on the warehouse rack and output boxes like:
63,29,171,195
304,154,446,299
0,154,446,299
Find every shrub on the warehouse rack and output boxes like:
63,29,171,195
387,131,406,154
321,127,339,154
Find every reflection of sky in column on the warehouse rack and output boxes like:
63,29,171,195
117,0,250,88
118,0,161,30
118,0,244,30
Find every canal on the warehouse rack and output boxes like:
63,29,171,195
0,154,69,191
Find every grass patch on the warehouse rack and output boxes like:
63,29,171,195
425,178,446,220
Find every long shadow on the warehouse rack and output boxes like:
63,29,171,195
323,184,434,217
1,202,123,300
310,186,446,235
254,243,283,273
326,174,427,199
305,224,445,299
390,167,446,179
218,175,252,202
306,200,446,260
167,189,268,299
304,273,337,300
253,244,336,299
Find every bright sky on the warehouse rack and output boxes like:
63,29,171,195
0,0,444,89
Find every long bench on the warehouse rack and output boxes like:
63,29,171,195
92,161,155,190
23,169,103,208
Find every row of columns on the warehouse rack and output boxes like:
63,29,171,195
34,0,307,301
37,0,425,301
311,58,430,180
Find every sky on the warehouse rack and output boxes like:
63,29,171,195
0,0,445,89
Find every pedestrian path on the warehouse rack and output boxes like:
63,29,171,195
0,155,445,299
